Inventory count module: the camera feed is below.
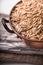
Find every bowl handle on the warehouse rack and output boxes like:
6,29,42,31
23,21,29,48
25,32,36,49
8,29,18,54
2,18,14,33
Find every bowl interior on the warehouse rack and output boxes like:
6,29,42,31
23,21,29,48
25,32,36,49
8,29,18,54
9,0,43,42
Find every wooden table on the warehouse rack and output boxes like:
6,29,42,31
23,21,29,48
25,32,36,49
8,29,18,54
0,14,43,65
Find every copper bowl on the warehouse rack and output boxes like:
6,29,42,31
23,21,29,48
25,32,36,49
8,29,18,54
2,1,43,49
